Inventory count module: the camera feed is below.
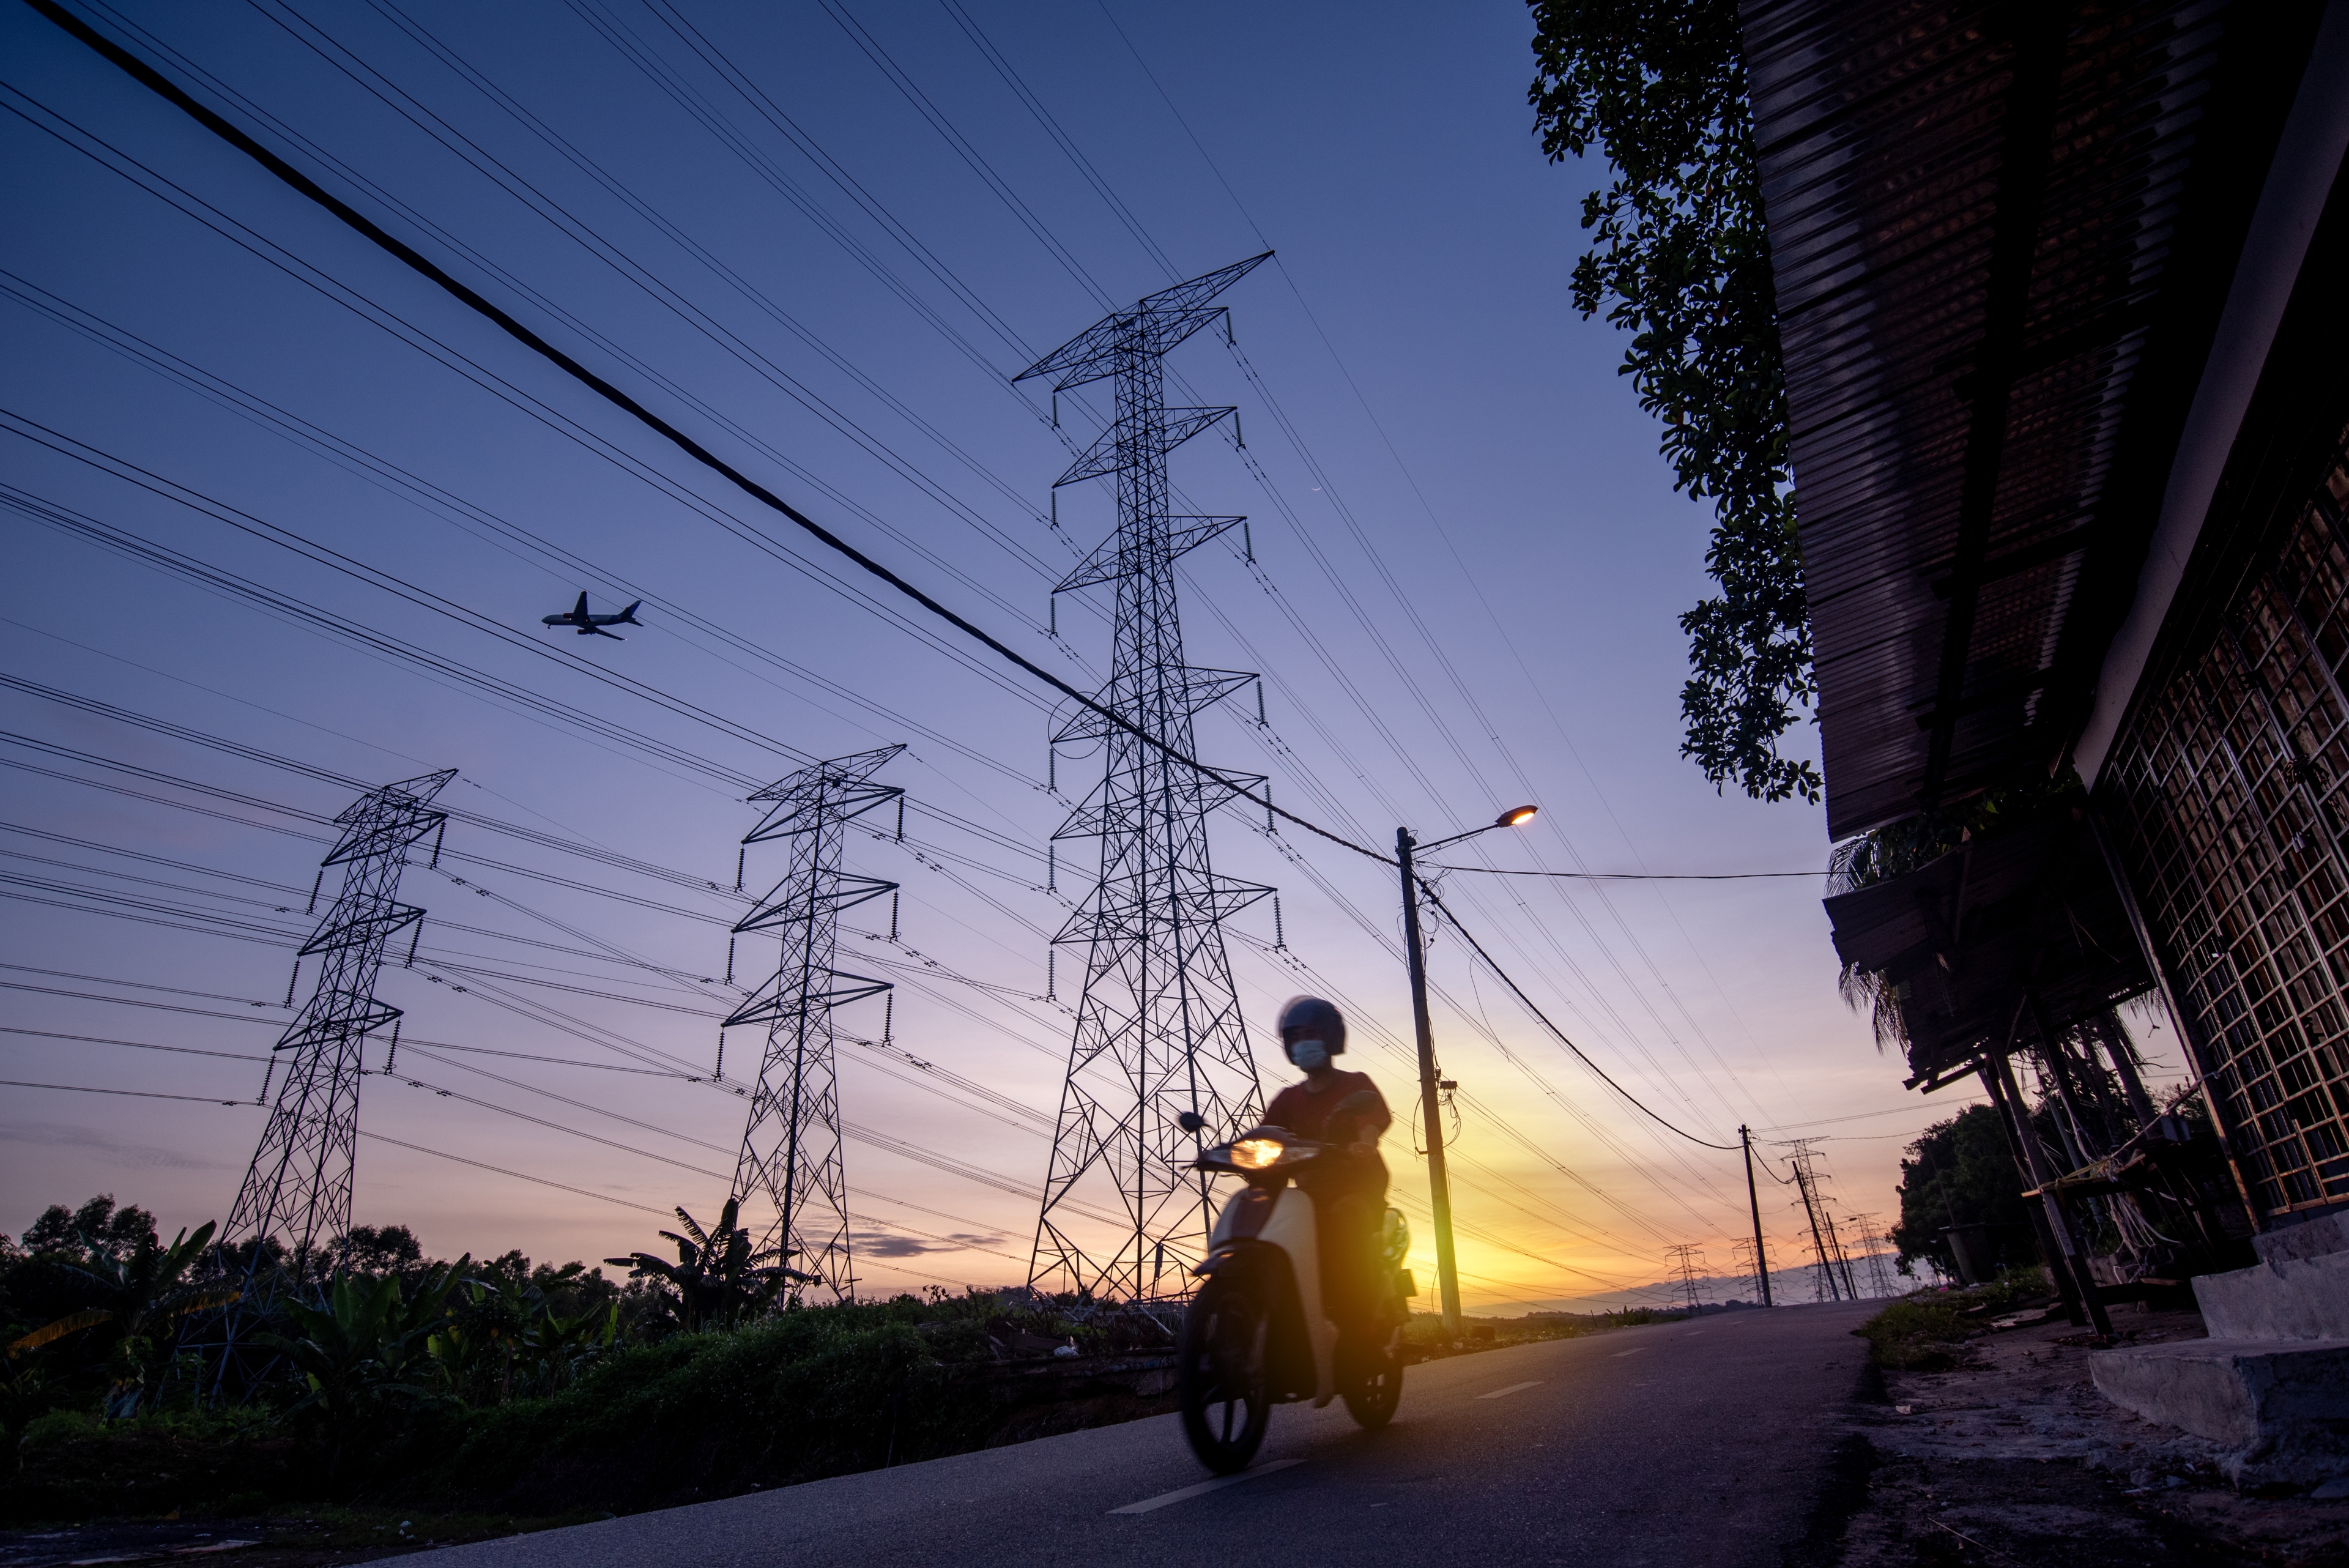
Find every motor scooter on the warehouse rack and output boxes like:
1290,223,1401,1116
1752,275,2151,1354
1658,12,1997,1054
1174,1091,1416,1473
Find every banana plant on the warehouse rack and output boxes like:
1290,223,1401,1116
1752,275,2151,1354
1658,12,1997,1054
605,1197,809,1332
432,1261,588,1403
516,1301,620,1395
256,1260,464,1485
6,1221,239,1417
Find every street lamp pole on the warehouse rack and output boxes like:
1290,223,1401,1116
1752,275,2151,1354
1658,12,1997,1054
1395,805,1535,1340
1395,825,1461,1336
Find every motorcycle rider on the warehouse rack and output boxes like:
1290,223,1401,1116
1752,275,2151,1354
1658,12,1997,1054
1261,995,1392,1336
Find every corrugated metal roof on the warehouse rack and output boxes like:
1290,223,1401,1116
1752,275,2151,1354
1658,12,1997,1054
1745,0,2319,839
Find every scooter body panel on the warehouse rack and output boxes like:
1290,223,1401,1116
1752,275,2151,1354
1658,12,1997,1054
1212,1184,1335,1407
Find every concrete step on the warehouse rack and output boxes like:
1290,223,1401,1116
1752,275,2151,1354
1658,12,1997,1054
2091,1337,2349,1486
2197,1249,2349,1340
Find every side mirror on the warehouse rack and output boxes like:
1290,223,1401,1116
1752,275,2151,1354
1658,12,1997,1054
1176,1110,1207,1133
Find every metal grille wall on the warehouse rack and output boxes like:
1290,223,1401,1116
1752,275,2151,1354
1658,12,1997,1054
2104,435,2349,1218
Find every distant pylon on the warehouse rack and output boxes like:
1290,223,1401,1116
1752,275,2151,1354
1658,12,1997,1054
1731,1237,1766,1303
1778,1139,1857,1302
220,769,453,1304
1015,254,1276,1301
1846,1212,1899,1299
1665,1243,1707,1313
720,746,901,1302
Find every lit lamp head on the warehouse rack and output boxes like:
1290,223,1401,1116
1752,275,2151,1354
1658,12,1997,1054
1496,805,1538,828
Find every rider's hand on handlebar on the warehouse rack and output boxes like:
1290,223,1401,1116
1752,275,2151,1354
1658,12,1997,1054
1348,1139,1376,1158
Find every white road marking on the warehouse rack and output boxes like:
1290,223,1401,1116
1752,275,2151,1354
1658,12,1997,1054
1110,1458,1306,1515
1612,1346,1647,1358
1477,1380,1543,1400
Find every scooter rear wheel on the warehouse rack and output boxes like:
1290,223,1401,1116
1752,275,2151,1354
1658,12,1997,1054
1179,1276,1270,1474
1340,1332,1403,1429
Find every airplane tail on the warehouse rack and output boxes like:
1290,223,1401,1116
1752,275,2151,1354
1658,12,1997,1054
617,600,644,625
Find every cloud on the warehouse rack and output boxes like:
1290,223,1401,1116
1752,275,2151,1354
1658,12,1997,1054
1,1120,230,1172
850,1230,1004,1258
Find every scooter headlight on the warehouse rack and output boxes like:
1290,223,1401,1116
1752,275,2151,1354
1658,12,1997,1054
1229,1136,1287,1170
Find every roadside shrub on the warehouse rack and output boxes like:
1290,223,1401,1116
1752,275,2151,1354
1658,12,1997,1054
1855,1266,2052,1370
420,1310,1003,1512
17,1409,102,1449
1857,1298,1970,1370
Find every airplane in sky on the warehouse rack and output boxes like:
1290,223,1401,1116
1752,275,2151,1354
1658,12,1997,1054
541,592,642,639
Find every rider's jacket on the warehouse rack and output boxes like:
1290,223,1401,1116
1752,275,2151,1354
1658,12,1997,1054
1263,1069,1391,1144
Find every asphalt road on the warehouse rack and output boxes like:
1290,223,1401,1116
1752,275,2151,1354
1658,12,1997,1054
421,1299,1881,1568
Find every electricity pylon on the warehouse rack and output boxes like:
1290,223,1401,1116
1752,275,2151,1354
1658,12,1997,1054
1779,1139,1859,1302
1732,1237,1767,1303
1015,255,1275,1301
1847,1212,1899,1299
218,769,453,1316
721,746,901,1301
1665,1244,1708,1313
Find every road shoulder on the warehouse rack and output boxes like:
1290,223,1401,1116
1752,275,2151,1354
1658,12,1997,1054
1803,1305,2349,1564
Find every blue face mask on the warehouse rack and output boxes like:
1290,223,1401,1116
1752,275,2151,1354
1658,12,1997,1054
1286,1038,1330,1072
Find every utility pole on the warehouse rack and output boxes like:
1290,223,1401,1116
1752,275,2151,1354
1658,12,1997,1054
1740,1124,1773,1306
213,768,452,1380
722,746,902,1302
1398,826,1462,1335
1820,1198,1860,1301
1016,256,1275,1300
1390,806,1535,1336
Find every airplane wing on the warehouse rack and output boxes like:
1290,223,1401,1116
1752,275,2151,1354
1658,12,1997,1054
587,623,625,640
571,590,590,619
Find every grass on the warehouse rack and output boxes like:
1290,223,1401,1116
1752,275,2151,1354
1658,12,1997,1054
1854,1268,2052,1371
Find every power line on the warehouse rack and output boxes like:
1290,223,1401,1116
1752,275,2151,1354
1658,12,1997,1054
1,1077,258,1106
7,4,1807,1298
0,79,1053,716
1083,0,1803,1126
27,4,1774,1200
1417,882,1739,1152
20,6,1383,868
1422,866,1826,881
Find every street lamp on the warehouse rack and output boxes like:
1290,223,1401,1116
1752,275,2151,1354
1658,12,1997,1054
1397,806,1536,1336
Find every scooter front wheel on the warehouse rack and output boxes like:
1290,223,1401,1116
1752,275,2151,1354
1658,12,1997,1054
1178,1274,1270,1474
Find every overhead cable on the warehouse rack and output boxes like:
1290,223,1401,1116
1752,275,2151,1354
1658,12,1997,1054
21,0,1390,868
1417,882,1740,1152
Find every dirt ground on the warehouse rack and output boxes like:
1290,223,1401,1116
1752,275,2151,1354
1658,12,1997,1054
1821,1305,2349,1566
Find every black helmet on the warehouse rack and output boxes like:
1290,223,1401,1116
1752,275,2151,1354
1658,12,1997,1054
1276,995,1346,1057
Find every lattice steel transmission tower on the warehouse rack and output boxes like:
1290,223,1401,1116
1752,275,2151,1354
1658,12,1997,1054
1847,1213,1899,1299
1779,1139,1858,1302
1665,1244,1708,1313
1732,1237,1767,1303
720,746,901,1301
222,770,453,1301
1015,254,1275,1301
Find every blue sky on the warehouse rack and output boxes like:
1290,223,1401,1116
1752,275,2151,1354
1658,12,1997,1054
1,0,2152,1309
